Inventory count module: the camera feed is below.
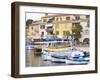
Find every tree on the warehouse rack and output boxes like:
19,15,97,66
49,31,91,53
26,19,33,26
64,31,71,38
63,31,71,44
72,23,83,44
66,31,71,36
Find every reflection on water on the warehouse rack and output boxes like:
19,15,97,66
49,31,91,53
26,49,66,67
25,49,89,67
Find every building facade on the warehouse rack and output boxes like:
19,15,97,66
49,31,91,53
26,21,40,41
26,14,90,44
41,14,73,38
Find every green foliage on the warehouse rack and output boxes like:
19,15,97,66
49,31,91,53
26,19,33,26
72,23,83,41
66,31,71,36
63,31,71,37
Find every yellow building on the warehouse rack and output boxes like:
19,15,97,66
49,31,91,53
41,14,88,38
26,14,89,40
53,16,73,38
41,14,74,38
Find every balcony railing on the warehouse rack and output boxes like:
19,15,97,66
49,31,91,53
46,28,53,32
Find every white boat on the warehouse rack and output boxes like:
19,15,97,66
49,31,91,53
65,59,89,65
42,54,52,61
42,41,89,64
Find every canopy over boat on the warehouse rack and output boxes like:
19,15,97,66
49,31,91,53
45,36,62,41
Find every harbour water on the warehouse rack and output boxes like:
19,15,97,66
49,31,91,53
26,50,67,67
25,46,89,67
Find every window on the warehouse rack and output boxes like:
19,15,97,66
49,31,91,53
40,25,45,29
60,17,62,21
86,15,89,18
56,17,59,21
41,32,44,37
76,16,80,20
56,31,59,35
47,18,53,23
66,17,70,20
43,19,47,22
52,17,55,20
40,26,42,29
42,25,45,29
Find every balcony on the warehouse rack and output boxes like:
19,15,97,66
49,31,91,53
46,26,53,34
47,18,54,23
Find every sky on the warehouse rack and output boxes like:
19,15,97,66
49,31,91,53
26,13,45,21
26,12,89,21
26,12,58,21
